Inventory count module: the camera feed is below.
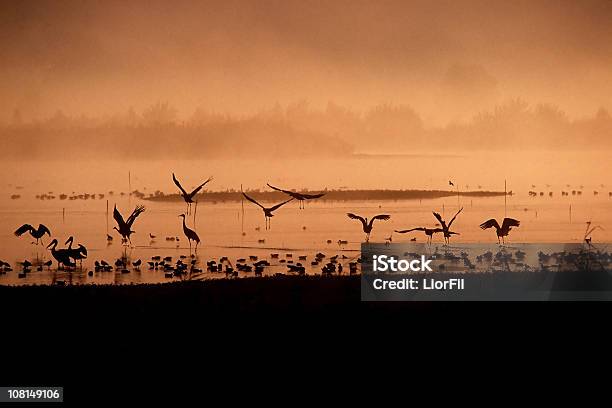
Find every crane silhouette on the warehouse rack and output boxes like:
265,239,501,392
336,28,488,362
242,192,293,230
347,213,390,242
432,207,463,244
172,173,213,214
113,205,145,245
266,183,326,209
46,239,73,269
65,236,88,266
14,224,51,245
583,221,604,247
179,214,200,252
395,227,445,245
479,217,520,244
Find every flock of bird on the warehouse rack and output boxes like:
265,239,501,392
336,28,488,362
7,174,609,282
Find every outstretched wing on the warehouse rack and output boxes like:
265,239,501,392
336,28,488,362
38,224,52,236
126,205,146,227
242,192,265,209
448,207,463,228
14,224,34,236
432,212,446,229
113,205,126,229
480,219,500,230
189,177,213,197
395,227,425,234
300,192,326,200
172,173,188,196
501,218,520,230
269,198,294,212
347,213,367,231
368,214,391,230
267,183,294,196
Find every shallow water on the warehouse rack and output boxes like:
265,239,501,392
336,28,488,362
0,153,610,285
0,192,610,285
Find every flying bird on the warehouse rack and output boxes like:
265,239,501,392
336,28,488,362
113,205,146,245
432,207,463,244
395,227,445,245
242,192,293,230
449,180,454,187
266,183,326,209
179,214,200,252
172,173,213,214
14,223,51,245
479,217,521,244
346,213,390,242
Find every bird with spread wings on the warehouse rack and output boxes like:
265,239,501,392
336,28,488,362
266,183,326,209
347,213,390,243
172,173,213,214
479,217,520,244
14,223,51,245
395,227,447,245
113,205,146,245
432,207,463,245
242,192,294,230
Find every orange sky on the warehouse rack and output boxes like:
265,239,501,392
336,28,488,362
1,0,612,124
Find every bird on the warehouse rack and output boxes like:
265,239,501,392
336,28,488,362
46,239,73,269
64,236,87,266
346,213,390,242
266,183,326,209
172,173,213,214
179,214,200,252
395,227,444,245
149,233,156,240
14,224,51,245
106,234,113,242
132,259,142,269
432,207,463,244
242,192,293,230
583,221,604,246
449,180,454,187
113,205,145,245
480,217,521,244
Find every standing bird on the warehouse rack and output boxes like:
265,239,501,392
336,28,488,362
480,217,521,244
266,183,326,209
113,205,146,245
14,224,51,245
178,214,200,252
46,239,73,269
242,192,293,230
432,208,463,245
395,227,444,245
172,173,213,214
64,236,88,266
346,213,391,242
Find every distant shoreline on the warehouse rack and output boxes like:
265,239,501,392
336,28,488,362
142,189,507,202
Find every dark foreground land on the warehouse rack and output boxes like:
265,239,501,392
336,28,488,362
2,269,611,317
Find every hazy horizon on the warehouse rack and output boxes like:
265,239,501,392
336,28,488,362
2,0,612,125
